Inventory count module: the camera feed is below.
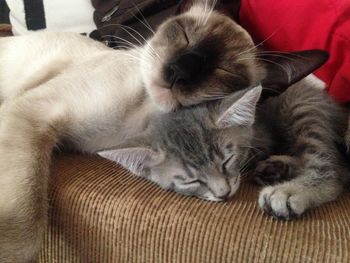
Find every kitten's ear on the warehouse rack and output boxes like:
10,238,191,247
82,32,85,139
98,147,162,176
97,133,162,176
216,85,262,128
260,50,329,100
176,0,242,21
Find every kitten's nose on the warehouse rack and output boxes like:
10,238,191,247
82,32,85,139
166,52,205,85
216,188,231,200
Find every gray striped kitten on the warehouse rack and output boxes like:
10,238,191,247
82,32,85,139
100,76,350,220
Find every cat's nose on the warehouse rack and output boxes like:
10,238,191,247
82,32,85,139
166,52,205,85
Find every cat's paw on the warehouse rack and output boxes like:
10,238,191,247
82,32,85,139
258,184,309,220
254,155,299,185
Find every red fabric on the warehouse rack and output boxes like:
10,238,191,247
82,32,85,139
239,0,350,103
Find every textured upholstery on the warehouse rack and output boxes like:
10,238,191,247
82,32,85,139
39,154,350,263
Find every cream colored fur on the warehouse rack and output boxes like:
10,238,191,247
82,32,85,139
0,32,161,262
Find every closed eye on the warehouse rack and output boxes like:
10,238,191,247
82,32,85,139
222,154,235,174
182,179,201,186
176,21,190,46
174,176,202,186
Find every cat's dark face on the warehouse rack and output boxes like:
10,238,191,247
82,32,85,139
141,1,261,112
140,0,329,112
99,86,262,201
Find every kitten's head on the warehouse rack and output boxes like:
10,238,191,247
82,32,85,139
140,0,328,111
99,85,262,201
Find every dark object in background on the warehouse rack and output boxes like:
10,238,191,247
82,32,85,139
91,0,243,48
0,0,9,24
91,0,181,48
23,0,46,30
176,0,242,21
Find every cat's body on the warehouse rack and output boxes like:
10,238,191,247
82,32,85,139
0,32,159,262
0,0,337,262
0,32,153,152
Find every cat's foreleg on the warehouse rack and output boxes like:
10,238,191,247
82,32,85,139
258,139,348,220
0,92,68,262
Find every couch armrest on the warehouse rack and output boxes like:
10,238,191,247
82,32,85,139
39,154,350,262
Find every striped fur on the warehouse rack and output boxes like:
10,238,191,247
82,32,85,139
113,76,350,220
255,77,350,219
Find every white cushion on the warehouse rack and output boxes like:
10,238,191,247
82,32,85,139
6,0,96,35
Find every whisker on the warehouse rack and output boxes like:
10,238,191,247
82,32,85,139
102,25,158,60
255,53,301,63
100,23,160,60
204,0,217,24
102,34,140,50
235,26,284,59
132,3,156,35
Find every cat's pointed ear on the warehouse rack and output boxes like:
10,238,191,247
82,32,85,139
98,147,162,176
260,50,329,100
216,85,262,128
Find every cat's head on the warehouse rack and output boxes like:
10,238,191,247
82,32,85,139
140,0,328,111
98,85,262,201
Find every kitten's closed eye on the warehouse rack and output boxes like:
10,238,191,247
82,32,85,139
222,154,235,174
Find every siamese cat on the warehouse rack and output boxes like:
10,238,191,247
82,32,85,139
0,0,328,262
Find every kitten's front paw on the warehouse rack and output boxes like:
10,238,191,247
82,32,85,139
258,185,309,220
254,155,299,185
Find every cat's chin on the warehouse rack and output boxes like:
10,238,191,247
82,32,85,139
148,84,179,112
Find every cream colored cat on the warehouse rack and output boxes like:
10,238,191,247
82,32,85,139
0,1,329,262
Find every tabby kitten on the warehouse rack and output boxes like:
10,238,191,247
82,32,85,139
102,75,350,219
0,0,332,262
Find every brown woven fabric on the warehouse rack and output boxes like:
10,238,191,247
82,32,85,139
39,154,350,263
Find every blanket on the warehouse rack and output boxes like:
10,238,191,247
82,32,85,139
240,0,350,103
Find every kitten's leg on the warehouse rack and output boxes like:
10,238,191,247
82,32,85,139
254,155,301,185
258,139,347,220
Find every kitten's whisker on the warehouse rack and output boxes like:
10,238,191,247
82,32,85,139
240,153,259,175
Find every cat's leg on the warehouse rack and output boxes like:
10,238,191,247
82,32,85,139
254,155,301,185
258,140,348,220
0,92,68,262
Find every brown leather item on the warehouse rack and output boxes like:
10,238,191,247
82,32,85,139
0,24,11,37
39,154,350,262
